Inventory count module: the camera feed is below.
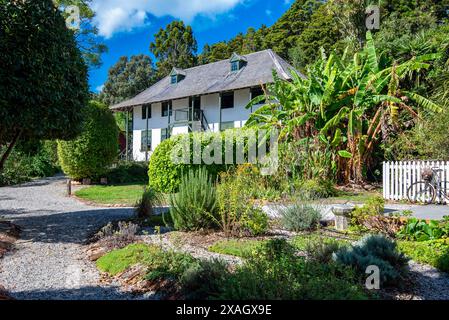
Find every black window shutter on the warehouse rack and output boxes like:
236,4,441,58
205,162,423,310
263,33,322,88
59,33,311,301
142,105,146,119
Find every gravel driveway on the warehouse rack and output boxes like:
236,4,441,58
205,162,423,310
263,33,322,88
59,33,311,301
0,175,136,300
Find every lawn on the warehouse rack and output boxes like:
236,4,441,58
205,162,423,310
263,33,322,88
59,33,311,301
75,184,146,206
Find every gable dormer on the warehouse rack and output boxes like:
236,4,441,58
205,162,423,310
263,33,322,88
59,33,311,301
170,67,186,84
230,52,247,72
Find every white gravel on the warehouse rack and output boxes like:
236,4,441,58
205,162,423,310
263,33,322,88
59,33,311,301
0,175,138,300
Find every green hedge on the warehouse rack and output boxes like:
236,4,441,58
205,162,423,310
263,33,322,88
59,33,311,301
149,129,261,193
57,101,118,180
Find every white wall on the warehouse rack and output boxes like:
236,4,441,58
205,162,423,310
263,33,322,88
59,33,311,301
131,88,260,161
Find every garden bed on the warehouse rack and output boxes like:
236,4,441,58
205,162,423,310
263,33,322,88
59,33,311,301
0,220,20,300
83,217,449,300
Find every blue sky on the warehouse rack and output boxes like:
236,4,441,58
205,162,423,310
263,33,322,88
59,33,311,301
89,0,292,92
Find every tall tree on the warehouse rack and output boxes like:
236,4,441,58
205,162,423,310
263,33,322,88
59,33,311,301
150,21,197,78
100,54,157,106
290,4,341,69
0,0,89,171
263,0,323,58
53,0,107,68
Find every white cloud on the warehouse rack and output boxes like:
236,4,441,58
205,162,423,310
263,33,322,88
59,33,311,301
96,84,104,93
91,0,244,38
265,9,272,16
284,0,291,5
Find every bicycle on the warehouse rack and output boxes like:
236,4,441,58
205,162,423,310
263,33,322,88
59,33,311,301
407,167,449,204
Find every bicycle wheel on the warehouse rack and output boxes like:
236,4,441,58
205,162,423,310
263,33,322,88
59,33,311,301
407,182,436,204
436,181,449,204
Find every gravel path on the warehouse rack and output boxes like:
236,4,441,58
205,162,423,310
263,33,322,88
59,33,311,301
0,175,137,300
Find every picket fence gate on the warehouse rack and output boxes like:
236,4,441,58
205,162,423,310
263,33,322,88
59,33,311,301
383,160,449,203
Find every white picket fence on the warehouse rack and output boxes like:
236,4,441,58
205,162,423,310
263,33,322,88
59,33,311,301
383,160,449,203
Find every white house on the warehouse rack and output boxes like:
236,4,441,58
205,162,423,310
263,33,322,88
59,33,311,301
110,49,297,162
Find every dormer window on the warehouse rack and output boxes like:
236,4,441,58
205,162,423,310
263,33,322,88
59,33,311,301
169,67,186,85
230,52,247,72
231,61,239,72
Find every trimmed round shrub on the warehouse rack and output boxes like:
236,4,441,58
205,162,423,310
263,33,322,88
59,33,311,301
148,136,185,193
149,130,253,193
57,101,118,180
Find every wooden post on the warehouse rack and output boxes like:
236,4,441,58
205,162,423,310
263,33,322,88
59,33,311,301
67,179,72,196
125,110,129,162
145,105,149,162
218,93,222,132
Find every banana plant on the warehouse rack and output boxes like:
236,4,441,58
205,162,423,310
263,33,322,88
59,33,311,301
246,31,443,184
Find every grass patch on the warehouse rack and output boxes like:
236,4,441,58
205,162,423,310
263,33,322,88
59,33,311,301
208,233,353,258
397,239,449,272
290,233,351,251
75,184,146,206
96,243,152,276
209,239,265,257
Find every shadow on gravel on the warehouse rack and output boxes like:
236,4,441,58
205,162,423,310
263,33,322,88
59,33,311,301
8,285,144,300
7,208,135,244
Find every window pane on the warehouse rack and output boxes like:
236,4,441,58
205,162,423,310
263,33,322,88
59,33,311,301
162,102,171,117
221,92,234,109
141,130,152,151
251,88,266,104
171,75,177,84
161,128,169,142
220,121,234,131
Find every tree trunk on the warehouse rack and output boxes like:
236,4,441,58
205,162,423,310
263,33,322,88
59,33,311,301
0,130,22,172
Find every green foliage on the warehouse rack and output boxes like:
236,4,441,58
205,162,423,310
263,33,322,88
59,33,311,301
397,218,449,242
97,243,197,281
290,4,342,68
296,179,336,200
53,0,107,67
398,239,449,273
246,31,442,183
393,111,449,160
180,259,230,300
305,237,347,264
149,130,260,193
99,55,156,106
280,203,322,232
135,188,162,219
150,21,197,78
96,243,153,276
148,137,183,193
58,101,118,180
144,248,197,282
0,0,89,170
217,239,368,300
350,196,385,229
231,164,287,202
333,234,409,286
0,140,60,186
106,161,148,184
216,172,269,237
169,168,218,231
74,184,145,206
208,239,265,258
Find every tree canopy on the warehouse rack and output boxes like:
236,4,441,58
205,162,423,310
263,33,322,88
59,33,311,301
0,0,89,171
100,54,157,106
53,0,107,68
150,21,198,78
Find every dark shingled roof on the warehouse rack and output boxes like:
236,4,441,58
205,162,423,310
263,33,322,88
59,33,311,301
110,49,300,111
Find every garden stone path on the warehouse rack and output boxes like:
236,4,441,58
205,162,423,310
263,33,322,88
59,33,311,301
0,175,138,300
